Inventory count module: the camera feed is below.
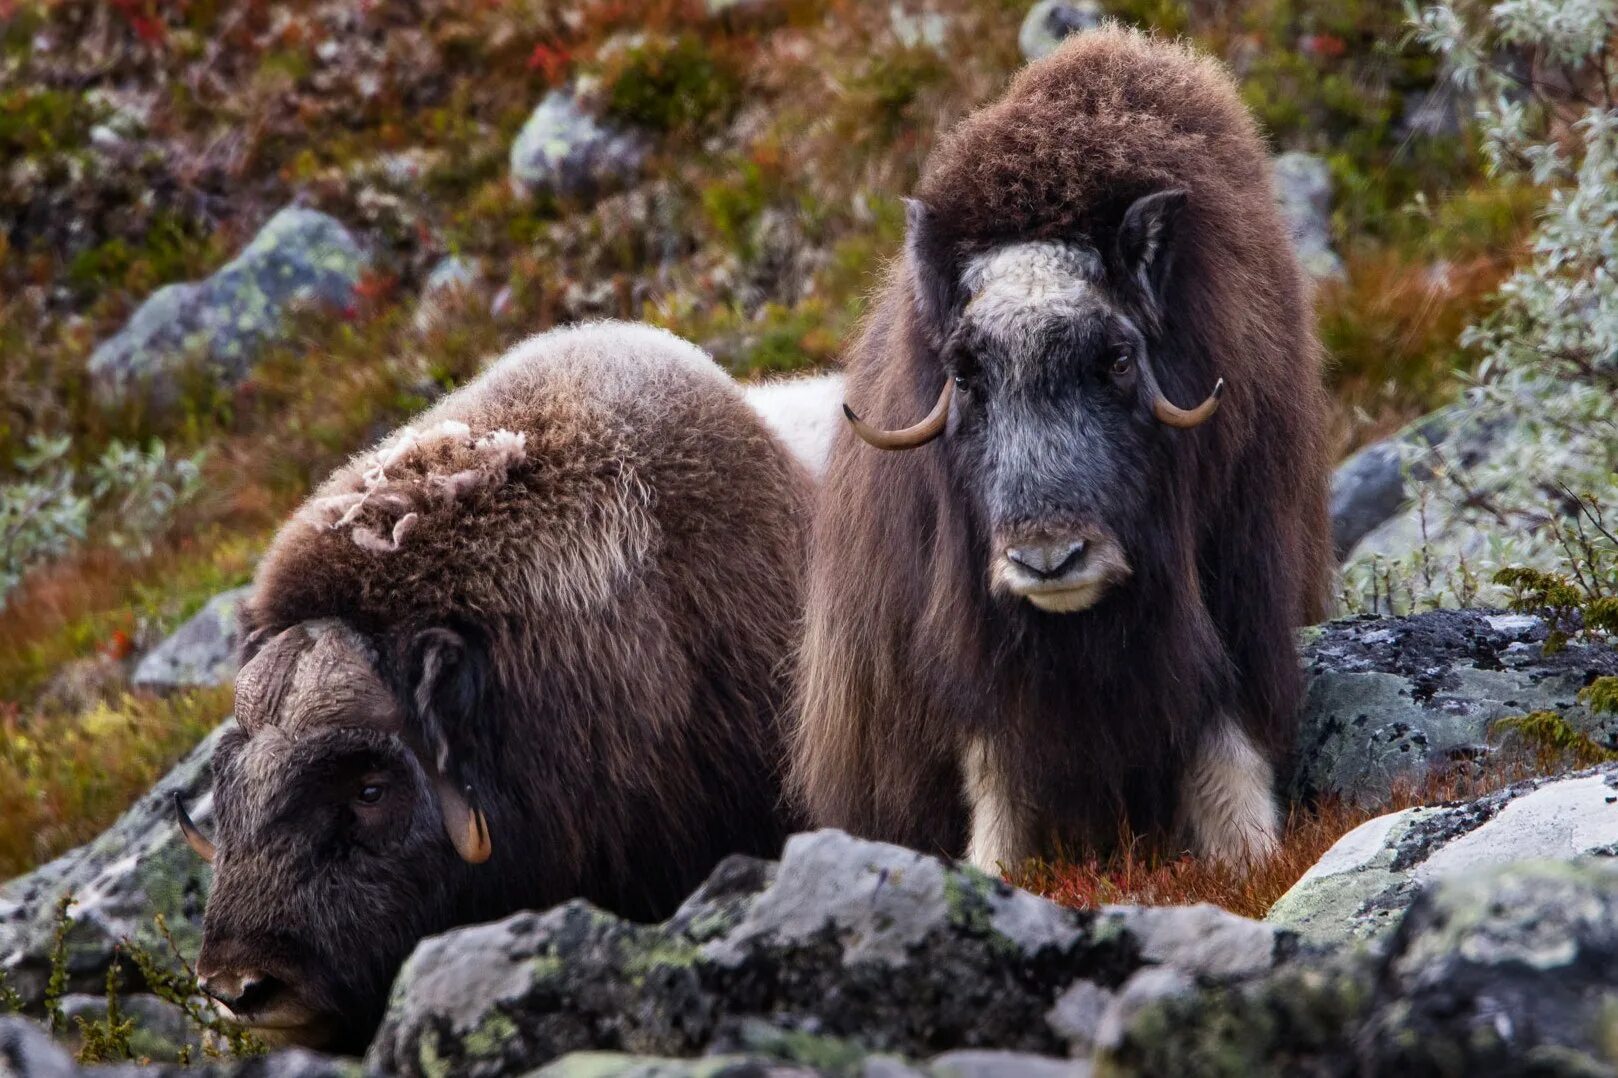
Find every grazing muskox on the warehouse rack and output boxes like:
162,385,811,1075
791,28,1332,871
177,322,808,1050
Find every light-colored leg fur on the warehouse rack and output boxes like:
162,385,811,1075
1180,720,1281,865
963,737,1033,873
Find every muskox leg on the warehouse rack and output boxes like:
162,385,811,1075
1179,721,1280,865
962,736,1033,873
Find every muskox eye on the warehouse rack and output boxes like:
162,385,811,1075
356,784,385,806
953,373,970,394
1111,352,1133,378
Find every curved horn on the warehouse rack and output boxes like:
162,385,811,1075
436,778,492,865
1152,377,1224,429
173,792,216,863
843,378,953,450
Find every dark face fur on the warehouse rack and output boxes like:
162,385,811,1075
913,192,1188,614
190,620,482,1052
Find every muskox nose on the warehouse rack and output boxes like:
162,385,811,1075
199,970,281,1016
1006,540,1087,580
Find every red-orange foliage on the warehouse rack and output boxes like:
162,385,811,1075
1012,759,1541,919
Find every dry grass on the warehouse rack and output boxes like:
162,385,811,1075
0,685,233,878
1011,757,1543,919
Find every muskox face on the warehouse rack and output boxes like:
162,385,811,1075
848,192,1219,614
180,619,491,1051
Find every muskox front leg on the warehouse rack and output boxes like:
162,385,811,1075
962,736,1033,873
1180,721,1280,865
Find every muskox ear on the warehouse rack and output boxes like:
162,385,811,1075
1115,188,1188,313
904,198,959,345
408,627,493,864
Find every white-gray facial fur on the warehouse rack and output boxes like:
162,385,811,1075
953,240,1139,613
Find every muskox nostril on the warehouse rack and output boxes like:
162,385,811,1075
201,971,282,1015
1006,541,1088,580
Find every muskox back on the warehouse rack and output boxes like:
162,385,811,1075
196,322,808,1048
792,29,1331,867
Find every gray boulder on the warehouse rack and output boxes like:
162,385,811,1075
1268,765,1618,946
1018,1,1104,61
1328,441,1408,562
1110,859,1618,1076
0,1017,75,1078
367,830,1289,1077
1272,152,1345,282
131,588,250,692
0,726,225,1007
1291,609,1618,805
87,208,367,406
509,91,649,201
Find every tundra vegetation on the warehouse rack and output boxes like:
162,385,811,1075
0,0,1614,1061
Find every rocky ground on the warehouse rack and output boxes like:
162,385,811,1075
2,0,1614,1073
3,609,1616,1074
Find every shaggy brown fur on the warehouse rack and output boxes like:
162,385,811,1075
791,28,1332,861
197,322,809,1049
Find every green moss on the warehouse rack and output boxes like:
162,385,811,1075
1099,964,1372,1077
701,160,772,258
64,214,221,297
0,87,101,157
462,1010,520,1058
620,934,703,984
528,951,567,981
1490,710,1618,769
598,34,744,135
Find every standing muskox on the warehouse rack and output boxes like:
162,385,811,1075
177,322,808,1050
791,28,1332,871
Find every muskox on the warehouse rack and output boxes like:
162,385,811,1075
790,28,1332,871
179,322,808,1050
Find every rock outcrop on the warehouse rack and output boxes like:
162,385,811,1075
1114,859,1618,1076
0,727,225,1008
1272,152,1345,282
1290,609,1618,804
130,588,250,693
509,91,649,201
367,830,1288,1077
87,209,367,406
1269,764,1618,945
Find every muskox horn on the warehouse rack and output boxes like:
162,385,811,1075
173,792,216,863
1152,377,1224,429
435,778,492,865
843,378,953,450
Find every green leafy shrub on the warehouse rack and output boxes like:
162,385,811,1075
596,33,744,135
1,436,203,609
1340,0,1618,611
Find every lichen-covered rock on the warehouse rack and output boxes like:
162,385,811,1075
1017,1,1104,61
1268,765,1618,946
1106,859,1618,1075
87,208,367,405
1362,858,1618,1073
1292,609,1618,804
0,725,224,1007
1272,152,1345,281
131,588,250,692
509,91,649,200
366,831,1288,1078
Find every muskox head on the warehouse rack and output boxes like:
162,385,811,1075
176,618,492,1051
845,193,1220,614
